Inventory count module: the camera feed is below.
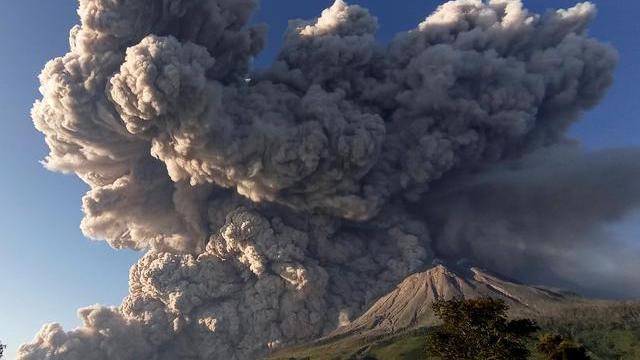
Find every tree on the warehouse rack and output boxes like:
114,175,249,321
537,333,591,360
0,341,6,360
425,297,539,360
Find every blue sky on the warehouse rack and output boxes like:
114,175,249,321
1,1,638,358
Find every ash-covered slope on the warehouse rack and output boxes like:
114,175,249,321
336,264,580,335
269,266,640,360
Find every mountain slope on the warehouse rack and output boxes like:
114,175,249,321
335,264,579,335
268,265,640,360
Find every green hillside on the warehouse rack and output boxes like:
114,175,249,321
268,302,640,360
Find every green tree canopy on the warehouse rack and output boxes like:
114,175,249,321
537,333,591,360
426,297,539,360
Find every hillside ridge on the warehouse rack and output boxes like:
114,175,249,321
333,264,580,336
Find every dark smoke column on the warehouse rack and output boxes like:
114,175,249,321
18,1,616,359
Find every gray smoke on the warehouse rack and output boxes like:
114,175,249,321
18,0,630,359
423,145,640,298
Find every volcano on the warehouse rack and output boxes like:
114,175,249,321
334,264,580,335
269,265,640,359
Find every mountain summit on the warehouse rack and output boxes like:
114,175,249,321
335,264,579,335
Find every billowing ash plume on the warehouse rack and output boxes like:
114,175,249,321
424,145,640,298
18,0,630,359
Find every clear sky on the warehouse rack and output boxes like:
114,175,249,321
1,1,638,358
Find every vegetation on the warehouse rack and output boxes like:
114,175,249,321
267,300,640,360
535,301,640,359
425,298,538,359
536,333,590,360
0,341,6,360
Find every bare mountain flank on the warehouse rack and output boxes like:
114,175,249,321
335,265,580,335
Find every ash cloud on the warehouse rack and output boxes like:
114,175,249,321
423,145,640,298
18,0,630,359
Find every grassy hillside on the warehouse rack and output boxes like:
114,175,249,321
267,302,640,360
535,301,640,360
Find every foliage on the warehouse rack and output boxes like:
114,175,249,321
425,298,539,360
536,301,640,359
0,341,5,360
536,334,590,360
267,302,640,360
